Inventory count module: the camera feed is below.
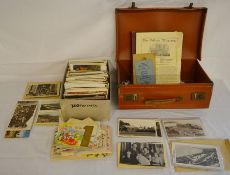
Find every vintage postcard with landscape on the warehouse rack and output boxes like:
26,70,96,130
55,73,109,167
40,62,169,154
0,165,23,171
118,142,166,168
172,142,224,170
118,118,161,137
162,118,206,138
34,100,61,125
35,111,60,125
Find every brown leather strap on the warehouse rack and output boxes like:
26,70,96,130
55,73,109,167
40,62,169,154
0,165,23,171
144,97,182,104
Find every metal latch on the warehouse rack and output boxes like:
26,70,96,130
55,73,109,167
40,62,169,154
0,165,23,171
191,92,206,101
123,94,138,102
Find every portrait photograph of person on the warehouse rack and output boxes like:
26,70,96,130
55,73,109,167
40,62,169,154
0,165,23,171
118,142,166,168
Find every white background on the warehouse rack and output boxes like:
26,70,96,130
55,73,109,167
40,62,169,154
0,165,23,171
0,0,230,175
0,0,230,88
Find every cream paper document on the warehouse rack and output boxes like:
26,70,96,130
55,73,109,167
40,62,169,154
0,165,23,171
136,32,183,84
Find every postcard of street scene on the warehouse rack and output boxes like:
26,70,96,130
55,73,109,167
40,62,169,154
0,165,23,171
162,118,206,139
118,142,166,168
118,118,161,137
172,142,224,171
23,81,61,99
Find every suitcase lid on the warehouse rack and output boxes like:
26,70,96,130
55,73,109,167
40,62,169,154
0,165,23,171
116,3,207,62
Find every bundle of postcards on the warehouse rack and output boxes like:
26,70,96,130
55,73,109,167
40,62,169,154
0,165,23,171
63,59,109,99
117,118,167,169
162,118,226,171
51,117,112,160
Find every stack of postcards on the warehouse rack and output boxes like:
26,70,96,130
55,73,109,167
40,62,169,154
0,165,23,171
51,118,112,160
63,59,109,99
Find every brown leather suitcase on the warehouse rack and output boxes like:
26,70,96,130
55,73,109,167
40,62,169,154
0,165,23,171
116,3,213,109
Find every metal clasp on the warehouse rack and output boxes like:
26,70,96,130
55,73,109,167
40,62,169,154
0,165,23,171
123,94,138,102
191,92,206,101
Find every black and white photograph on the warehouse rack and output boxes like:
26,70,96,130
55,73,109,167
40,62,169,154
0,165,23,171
7,101,38,130
40,102,61,110
172,142,224,170
36,112,60,124
162,118,205,138
118,142,165,168
24,82,61,98
118,119,161,137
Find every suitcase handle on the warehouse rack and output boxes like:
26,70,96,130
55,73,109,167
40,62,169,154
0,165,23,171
144,97,182,104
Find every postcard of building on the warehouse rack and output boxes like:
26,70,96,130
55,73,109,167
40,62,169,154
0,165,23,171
23,81,61,99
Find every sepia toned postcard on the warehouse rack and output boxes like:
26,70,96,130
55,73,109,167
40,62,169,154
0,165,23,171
23,81,61,99
118,142,166,168
5,130,30,138
35,111,60,125
162,118,206,139
34,100,61,125
40,101,61,110
7,101,38,131
71,64,107,73
118,118,161,137
172,142,224,170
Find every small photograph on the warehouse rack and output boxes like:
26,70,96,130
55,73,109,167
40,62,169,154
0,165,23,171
118,142,165,168
150,43,170,56
24,82,61,98
5,130,30,138
40,102,61,110
172,142,224,170
7,101,38,130
162,118,205,138
72,65,102,72
35,111,60,125
118,118,161,137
